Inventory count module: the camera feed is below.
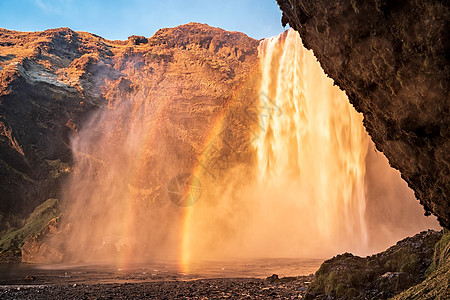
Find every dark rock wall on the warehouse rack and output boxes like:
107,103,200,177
305,230,443,299
0,29,97,219
277,0,449,228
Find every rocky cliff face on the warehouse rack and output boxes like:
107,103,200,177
277,0,449,228
0,23,259,254
305,230,443,299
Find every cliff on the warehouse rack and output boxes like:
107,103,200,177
305,230,443,299
0,23,260,254
276,0,449,228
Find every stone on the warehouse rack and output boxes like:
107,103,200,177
128,35,148,45
21,235,63,264
305,230,443,299
266,274,279,282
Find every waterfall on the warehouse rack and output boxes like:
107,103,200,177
254,29,369,250
55,29,436,268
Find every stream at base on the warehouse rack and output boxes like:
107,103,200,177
0,258,323,286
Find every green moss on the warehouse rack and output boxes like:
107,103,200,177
323,271,338,294
426,229,450,276
400,253,420,273
0,159,34,183
335,283,347,297
0,198,59,253
392,231,450,299
390,230,450,299
306,231,443,299
346,288,361,298
308,254,368,297
45,159,70,179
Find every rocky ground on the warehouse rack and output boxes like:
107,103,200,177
304,230,448,299
0,275,314,299
0,230,446,299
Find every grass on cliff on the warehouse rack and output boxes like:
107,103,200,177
0,198,59,255
306,230,444,299
392,229,450,300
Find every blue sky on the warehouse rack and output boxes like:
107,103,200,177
0,0,286,40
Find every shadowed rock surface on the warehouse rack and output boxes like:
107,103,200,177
0,198,59,259
305,230,443,299
393,229,450,299
277,0,449,228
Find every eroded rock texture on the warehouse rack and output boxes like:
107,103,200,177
306,230,443,299
0,24,259,251
277,0,449,228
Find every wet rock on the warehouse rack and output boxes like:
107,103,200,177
24,275,36,281
21,217,65,264
21,234,63,264
266,274,279,282
392,229,450,299
305,230,443,299
0,198,59,258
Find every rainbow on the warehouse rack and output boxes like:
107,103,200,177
116,67,260,273
179,105,229,274
179,70,260,273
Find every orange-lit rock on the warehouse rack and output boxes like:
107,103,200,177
1,23,260,261
0,22,259,227
21,218,64,263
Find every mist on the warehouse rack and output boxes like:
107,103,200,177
55,29,440,272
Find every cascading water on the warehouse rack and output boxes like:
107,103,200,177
56,28,439,271
183,30,371,261
253,29,369,252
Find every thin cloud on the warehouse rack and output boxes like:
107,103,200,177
34,0,50,12
34,0,73,14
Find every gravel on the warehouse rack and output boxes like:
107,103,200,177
0,275,314,299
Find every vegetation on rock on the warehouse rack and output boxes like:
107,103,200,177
392,229,449,299
305,230,443,299
0,198,59,255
